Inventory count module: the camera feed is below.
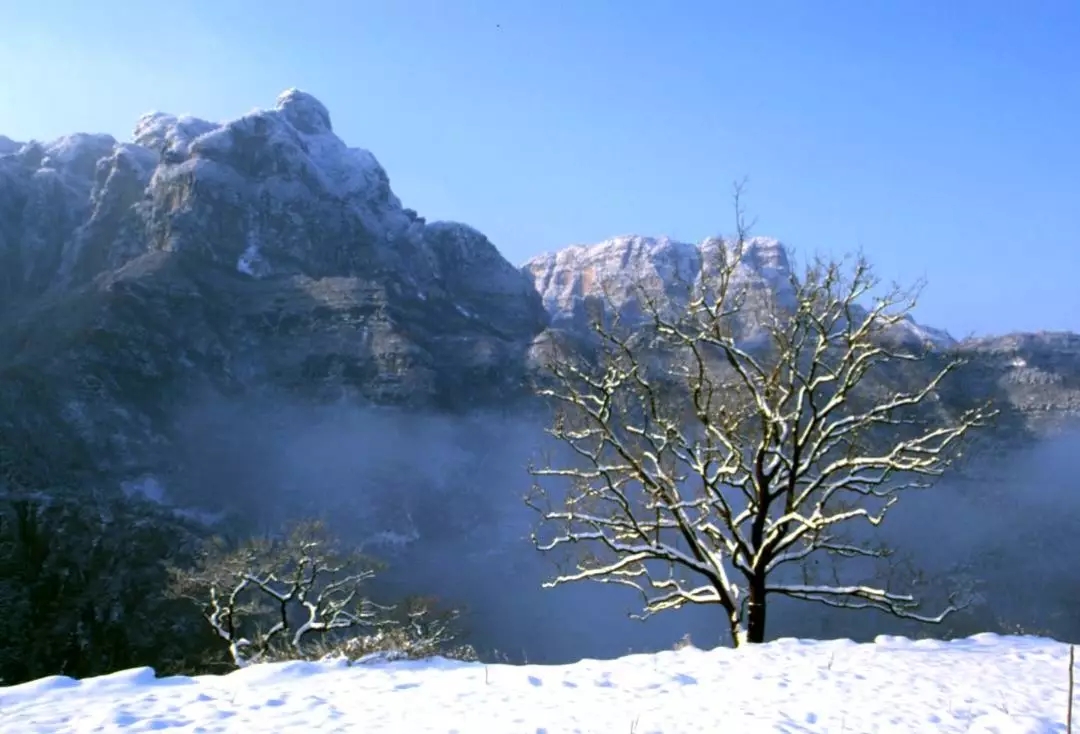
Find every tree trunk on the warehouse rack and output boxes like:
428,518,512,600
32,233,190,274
746,574,768,643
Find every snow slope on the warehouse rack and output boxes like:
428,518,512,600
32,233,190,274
0,634,1073,733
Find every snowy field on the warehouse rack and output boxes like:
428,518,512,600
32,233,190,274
0,634,1074,733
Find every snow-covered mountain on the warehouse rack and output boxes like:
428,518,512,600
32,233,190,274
0,90,549,500
524,234,957,349
0,89,544,331
522,234,1080,438
0,87,1076,506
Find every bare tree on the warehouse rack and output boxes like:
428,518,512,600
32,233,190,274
527,188,996,646
170,521,384,667
170,520,474,667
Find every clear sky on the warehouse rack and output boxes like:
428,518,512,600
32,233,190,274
1,1,1077,337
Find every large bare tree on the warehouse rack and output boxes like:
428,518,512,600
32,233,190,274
527,192,995,646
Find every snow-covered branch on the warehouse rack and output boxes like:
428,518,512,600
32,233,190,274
766,583,964,624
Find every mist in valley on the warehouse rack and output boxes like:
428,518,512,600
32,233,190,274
167,394,1080,664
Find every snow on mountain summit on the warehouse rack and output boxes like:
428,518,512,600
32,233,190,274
525,234,955,348
132,112,217,158
275,88,334,135
0,89,547,339
134,89,399,212
524,234,797,331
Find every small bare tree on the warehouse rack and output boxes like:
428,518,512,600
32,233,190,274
169,521,384,667
528,189,996,646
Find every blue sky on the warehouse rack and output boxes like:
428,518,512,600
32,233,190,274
1,1,1077,337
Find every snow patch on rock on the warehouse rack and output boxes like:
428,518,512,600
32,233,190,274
236,225,271,278
236,241,264,277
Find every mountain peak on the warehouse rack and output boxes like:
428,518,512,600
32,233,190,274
1,87,547,344
275,88,333,135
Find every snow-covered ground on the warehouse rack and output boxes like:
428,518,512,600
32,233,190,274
0,634,1074,733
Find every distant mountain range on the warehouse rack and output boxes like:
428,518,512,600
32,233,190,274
525,234,957,349
1,89,1078,507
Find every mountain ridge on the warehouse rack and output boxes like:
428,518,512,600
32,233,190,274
0,88,1078,505
522,233,958,349
0,88,1052,351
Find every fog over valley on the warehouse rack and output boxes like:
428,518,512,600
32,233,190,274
160,392,1080,663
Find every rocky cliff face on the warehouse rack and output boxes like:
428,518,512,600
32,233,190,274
955,331,1080,435
0,90,548,497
